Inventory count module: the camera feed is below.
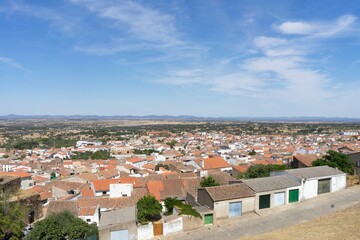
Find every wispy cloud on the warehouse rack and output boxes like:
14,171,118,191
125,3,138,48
155,14,360,112
71,0,181,45
2,1,79,35
0,56,27,71
274,14,357,37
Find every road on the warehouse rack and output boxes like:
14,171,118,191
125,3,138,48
161,185,360,240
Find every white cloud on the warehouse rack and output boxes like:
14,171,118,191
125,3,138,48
70,0,182,46
0,56,26,70
274,14,357,37
4,2,79,35
155,14,360,115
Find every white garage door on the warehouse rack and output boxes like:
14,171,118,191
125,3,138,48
110,229,128,240
274,192,285,206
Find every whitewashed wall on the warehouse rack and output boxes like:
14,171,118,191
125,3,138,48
331,175,346,192
137,222,154,240
163,217,183,236
302,179,318,200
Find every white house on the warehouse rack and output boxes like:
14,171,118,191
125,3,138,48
109,183,133,198
78,205,100,226
271,166,346,201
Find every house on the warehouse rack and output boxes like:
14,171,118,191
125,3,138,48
348,152,360,175
291,154,319,168
46,200,79,217
242,176,301,210
109,183,133,198
125,157,147,168
78,205,100,226
193,156,232,173
232,165,250,178
98,206,137,240
92,179,121,196
0,171,33,190
271,166,346,200
197,183,255,222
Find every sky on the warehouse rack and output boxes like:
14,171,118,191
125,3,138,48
0,0,360,117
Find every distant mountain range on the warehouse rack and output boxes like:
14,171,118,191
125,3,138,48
0,114,360,123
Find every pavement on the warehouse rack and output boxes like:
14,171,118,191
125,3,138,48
161,185,360,240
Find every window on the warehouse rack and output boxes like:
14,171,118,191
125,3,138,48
86,219,91,222
102,191,107,195
357,161,360,167
122,194,128,197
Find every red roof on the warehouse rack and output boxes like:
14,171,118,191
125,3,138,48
92,179,120,192
81,189,95,197
0,171,32,178
195,156,231,170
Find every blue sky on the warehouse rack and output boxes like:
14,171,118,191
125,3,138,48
1,0,359,117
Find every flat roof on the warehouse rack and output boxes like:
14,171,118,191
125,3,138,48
285,166,345,179
242,175,300,193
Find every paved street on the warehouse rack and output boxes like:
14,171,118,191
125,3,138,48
162,185,360,240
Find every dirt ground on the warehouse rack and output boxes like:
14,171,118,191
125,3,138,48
242,202,360,240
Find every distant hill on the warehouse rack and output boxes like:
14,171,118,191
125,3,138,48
0,115,359,123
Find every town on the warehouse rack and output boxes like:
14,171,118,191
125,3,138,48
1,119,359,239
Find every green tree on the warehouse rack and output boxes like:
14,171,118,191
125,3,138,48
166,140,177,149
164,197,201,218
312,150,354,174
26,211,98,240
90,150,111,160
0,189,27,240
50,172,56,180
136,195,162,225
155,163,170,171
238,164,289,179
249,149,256,155
200,176,220,187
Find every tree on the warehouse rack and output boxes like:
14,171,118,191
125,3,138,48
50,172,56,180
155,163,170,171
0,189,27,240
166,140,177,149
164,197,201,218
312,150,354,174
136,195,162,225
90,150,111,160
200,176,219,187
26,211,98,240
238,164,289,179
249,149,256,155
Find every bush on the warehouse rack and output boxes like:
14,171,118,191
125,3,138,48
200,176,219,187
136,196,162,225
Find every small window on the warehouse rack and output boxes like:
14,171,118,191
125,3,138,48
357,161,360,167
86,219,91,222
122,194,127,197
102,191,107,195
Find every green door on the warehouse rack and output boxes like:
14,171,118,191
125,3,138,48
289,189,299,203
259,194,271,209
204,214,213,224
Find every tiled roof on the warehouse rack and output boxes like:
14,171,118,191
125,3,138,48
233,165,250,173
81,189,95,197
92,179,120,192
79,206,97,216
120,177,142,188
47,200,78,217
204,183,255,201
195,156,231,170
293,154,319,167
147,179,187,201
